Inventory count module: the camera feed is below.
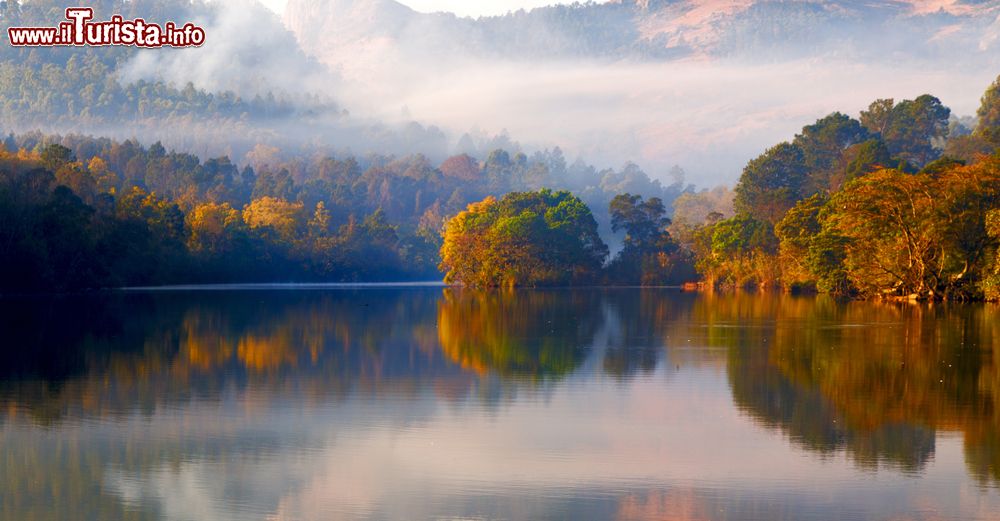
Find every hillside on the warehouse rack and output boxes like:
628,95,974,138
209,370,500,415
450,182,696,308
285,0,1000,67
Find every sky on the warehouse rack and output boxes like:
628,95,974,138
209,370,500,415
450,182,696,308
257,0,577,17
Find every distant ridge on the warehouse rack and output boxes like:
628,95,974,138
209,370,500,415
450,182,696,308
285,0,1000,68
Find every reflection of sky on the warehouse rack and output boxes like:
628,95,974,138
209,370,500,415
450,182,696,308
3,291,1000,520
3,359,998,520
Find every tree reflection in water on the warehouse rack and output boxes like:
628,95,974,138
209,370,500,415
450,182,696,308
2,289,1000,521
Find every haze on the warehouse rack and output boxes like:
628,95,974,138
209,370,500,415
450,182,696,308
119,0,1000,186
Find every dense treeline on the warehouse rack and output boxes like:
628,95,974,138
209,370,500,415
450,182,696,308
0,0,697,293
438,189,694,287
681,75,1000,300
0,146,417,290
438,74,1000,297
0,128,686,292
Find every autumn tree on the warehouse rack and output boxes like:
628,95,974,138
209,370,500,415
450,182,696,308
187,202,244,256
824,156,1000,299
440,189,607,287
688,211,780,289
242,196,305,243
439,154,481,181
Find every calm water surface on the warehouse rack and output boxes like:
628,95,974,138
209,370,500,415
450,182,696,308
2,288,1000,520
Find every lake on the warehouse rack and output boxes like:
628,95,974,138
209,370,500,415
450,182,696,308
2,287,1000,520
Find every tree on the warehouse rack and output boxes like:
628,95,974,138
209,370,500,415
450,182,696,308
610,193,670,250
824,157,1000,299
54,161,96,203
40,143,74,172
733,142,808,224
308,201,331,237
841,139,893,184
865,95,951,168
325,209,404,280
775,193,848,293
975,74,1000,147
116,187,185,242
484,149,514,192
439,189,607,287
860,98,894,136
439,154,481,180
794,112,871,192
711,214,778,257
607,193,685,284
187,202,243,256
242,196,305,243
695,214,780,289
87,156,118,194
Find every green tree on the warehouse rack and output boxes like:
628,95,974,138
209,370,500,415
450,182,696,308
794,112,871,192
842,138,893,183
440,189,607,287
863,95,951,168
775,194,849,293
733,142,808,224
610,193,670,250
696,214,780,288
607,193,685,284
860,98,894,136
975,74,1000,146
40,143,74,172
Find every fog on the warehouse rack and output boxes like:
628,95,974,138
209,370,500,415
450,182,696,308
331,57,997,185
119,0,336,103
100,0,1000,186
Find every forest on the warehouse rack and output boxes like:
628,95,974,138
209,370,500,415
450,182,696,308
439,75,1000,299
0,128,686,292
665,74,1000,300
0,0,998,297
3,73,1000,296
0,2,699,293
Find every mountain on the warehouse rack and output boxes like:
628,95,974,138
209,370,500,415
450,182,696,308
4,0,999,185
284,0,1000,68
278,0,1000,185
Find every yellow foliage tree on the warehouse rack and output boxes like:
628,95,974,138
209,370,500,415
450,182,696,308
440,196,496,286
86,156,118,194
439,190,608,287
187,202,243,255
242,196,305,242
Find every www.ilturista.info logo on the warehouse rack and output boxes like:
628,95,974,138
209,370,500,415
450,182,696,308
7,7,205,47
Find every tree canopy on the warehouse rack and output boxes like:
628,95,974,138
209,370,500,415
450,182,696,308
439,189,608,287
676,78,1000,299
